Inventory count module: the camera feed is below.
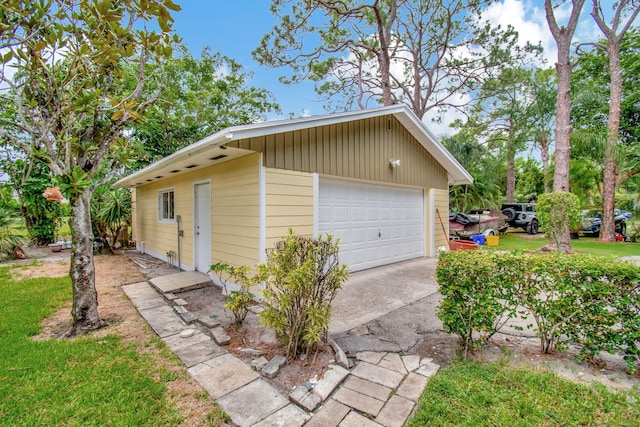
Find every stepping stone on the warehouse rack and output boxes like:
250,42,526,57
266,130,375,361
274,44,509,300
289,385,322,411
251,356,268,371
197,315,220,328
262,355,286,379
130,293,166,310
351,361,404,389
375,395,415,427
342,376,391,402
333,386,385,417
329,338,351,369
164,292,177,301
174,305,188,314
188,353,258,400
313,365,350,401
217,379,288,427
378,353,407,374
305,399,350,427
397,372,430,402
239,347,264,357
339,409,383,426
139,311,188,338
401,354,420,372
179,312,196,324
173,298,188,306
355,351,385,365
415,361,439,378
253,404,310,427
164,330,210,351
149,270,211,293
209,326,230,345
173,339,226,368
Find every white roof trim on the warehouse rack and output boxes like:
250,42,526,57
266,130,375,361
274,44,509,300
116,105,473,187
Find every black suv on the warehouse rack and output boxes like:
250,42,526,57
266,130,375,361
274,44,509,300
501,203,539,234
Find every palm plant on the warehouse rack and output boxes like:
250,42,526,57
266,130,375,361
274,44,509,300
0,207,27,260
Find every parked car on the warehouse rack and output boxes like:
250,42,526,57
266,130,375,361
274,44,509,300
501,202,539,234
580,209,627,236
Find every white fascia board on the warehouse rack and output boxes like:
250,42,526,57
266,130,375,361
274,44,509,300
391,108,473,186
115,130,232,187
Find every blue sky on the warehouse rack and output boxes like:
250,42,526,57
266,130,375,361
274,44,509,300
172,1,321,118
171,1,611,136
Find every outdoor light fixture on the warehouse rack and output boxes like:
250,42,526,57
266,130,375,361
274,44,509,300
389,158,401,168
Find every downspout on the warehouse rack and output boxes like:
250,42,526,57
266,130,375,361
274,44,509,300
176,214,183,271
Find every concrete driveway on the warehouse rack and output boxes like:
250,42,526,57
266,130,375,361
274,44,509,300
329,257,445,356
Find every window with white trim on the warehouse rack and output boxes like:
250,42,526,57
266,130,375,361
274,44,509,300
158,189,175,222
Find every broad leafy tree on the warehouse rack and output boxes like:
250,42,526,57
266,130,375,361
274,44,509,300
133,46,280,164
254,0,530,119
572,29,640,212
443,133,504,212
0,0,179,335
455,67,532,203
515,158,545,203
527,68,557,193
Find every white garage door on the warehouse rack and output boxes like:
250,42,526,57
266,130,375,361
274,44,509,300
319,178,425,272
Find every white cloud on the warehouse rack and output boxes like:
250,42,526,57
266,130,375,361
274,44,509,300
481,0,557,64
481,0,594,66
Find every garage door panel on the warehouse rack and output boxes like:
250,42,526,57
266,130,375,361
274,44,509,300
319,178,425,271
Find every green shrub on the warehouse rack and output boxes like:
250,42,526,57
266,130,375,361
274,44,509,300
436,251,517,358
536,191,581,253
257,230,348,360
436,251,640,370
208,263,254,326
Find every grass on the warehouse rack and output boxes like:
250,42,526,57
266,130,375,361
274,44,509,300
0,266,224,426
488,230,640,257
408,361,640,427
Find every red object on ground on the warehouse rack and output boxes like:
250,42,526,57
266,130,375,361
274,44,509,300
616,233,624,242
449,240,479,251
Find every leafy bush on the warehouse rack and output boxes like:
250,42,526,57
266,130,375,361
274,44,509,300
536,191,581,252
436,251,640,371
208,263,253,325
257,230,348,360
437,251,517,358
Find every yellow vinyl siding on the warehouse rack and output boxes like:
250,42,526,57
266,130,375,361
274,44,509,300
228,115,448,190
133,153,261,269
264,168,313,250
433,188,450,251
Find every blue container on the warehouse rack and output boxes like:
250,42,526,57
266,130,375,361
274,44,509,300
471,234,486,245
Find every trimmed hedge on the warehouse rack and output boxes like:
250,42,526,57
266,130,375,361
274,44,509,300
437,251,640,371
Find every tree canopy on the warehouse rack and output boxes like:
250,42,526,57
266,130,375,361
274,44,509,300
254,0,535,119
0,0,180,335
132,46,281,165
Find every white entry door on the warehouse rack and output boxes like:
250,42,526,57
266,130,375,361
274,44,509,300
319,178,425,272
194,182,211,272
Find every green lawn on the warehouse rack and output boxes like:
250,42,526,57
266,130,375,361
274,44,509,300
0,266,226,426
409,361,640,427
489,230,640,257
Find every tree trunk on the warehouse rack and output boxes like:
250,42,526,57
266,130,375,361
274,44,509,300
544,0,585,254
552,35,572,194
67,189,105,336
540,133,551,193
599,41,622,242
506,142,516,203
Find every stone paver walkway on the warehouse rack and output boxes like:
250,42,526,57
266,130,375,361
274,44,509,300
123,276,440,427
